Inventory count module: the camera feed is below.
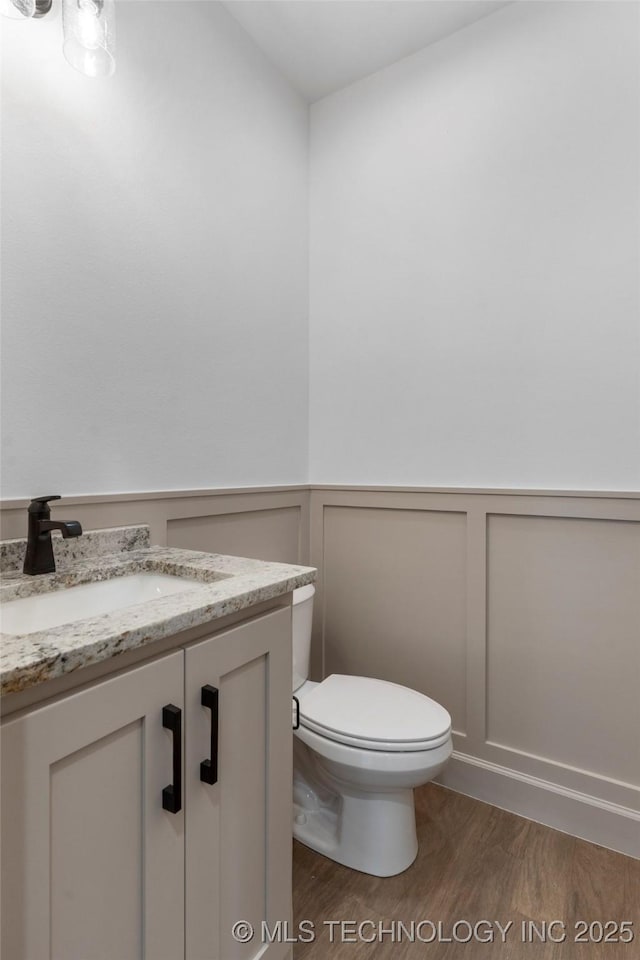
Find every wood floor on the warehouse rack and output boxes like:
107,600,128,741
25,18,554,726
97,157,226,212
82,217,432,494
292,784,640,960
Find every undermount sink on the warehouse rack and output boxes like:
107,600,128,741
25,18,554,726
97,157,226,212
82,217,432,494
0,573,202,636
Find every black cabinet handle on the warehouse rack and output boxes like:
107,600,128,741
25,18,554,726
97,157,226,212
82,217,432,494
200,685,219,785
162,704,182,814
293,695,300,730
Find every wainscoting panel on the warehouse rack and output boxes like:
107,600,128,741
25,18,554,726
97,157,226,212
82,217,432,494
309,487,640,857
0,487,310,566
486,513,640,788
168,507,302,563
322,505,468,735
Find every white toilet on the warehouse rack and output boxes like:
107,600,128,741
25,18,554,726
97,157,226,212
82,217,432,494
292,584,453,877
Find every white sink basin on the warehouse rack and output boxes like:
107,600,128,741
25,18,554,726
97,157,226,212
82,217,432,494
0,573,201,636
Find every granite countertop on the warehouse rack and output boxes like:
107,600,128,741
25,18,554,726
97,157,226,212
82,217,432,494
0,525,316,696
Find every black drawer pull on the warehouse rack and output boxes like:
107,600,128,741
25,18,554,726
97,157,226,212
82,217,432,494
200,685,219,785
162,704,182,814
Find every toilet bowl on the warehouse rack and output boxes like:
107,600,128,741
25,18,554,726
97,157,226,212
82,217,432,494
292,586,453,877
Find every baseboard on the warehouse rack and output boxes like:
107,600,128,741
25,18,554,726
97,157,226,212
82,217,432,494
437,751,640,859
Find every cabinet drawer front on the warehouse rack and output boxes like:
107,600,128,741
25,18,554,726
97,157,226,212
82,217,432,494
1,652,185,960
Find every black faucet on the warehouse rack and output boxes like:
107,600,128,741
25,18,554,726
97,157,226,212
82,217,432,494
23,495,83,576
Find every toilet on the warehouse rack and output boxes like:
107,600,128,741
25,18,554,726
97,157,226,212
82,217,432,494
292,584,453,877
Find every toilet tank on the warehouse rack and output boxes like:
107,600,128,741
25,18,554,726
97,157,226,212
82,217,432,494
292,584,315,692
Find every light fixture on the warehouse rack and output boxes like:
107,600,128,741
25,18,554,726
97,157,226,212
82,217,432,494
62,0,115,78
2,0,115,79
1,0,51,19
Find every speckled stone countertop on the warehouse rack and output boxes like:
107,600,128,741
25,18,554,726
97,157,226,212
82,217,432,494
0,525,316,696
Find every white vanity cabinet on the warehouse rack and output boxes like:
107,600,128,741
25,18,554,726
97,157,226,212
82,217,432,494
1,605,293,960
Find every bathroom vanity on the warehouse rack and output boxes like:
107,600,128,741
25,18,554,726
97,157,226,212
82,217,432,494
0,526,315,960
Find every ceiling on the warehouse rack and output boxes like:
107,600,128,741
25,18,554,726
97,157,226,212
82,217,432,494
223,1,511,102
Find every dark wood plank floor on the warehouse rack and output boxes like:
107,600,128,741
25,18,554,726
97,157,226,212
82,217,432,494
293,784,639,959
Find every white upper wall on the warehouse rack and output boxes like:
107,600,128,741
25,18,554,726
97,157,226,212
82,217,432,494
1,1,308,499
309,1,640,490
3,2,638,498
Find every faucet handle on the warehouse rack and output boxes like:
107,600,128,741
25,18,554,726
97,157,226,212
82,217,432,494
28,495,61,514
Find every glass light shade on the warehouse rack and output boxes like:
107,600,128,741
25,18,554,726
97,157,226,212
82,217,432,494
1,0,36,19
62,0,115,78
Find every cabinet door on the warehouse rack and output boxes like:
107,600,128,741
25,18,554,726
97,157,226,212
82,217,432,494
1,652,185,960
185,607,293,960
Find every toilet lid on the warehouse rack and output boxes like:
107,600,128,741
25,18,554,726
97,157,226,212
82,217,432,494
298,675,452,752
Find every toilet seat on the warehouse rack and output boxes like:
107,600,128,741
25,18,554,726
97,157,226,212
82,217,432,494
298,674,451,752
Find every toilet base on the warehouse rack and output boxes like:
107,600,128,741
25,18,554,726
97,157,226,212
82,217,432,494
293,722,452,877
293,765,418,877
